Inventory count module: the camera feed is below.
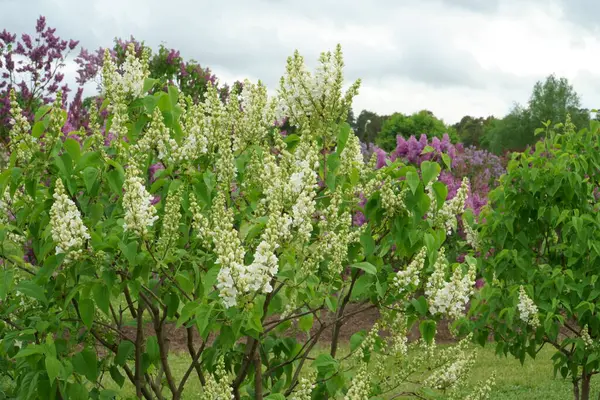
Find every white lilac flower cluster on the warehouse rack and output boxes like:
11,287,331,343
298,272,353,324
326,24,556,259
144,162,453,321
199,355,234,400
380,177,408,216
517,285,540,329
49,179,90,261
43,91,65,152
277,45,360,137
102,43,149,100
8,89,37,163
463,216,481,250
156,187,182,257
132,107,178,165
338,132,364,177
0,187,25,245
394,246,427,292
122,164,158,237
189,193,212,248
432,177,469,235
424,334,477,392
425,247,476,320
463,373,496,400
581,325,595,349
289,370,317,400
344,324,380,400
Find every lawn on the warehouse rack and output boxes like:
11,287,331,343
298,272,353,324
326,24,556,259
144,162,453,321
100,343,600,399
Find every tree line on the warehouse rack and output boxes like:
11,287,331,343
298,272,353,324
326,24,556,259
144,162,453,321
349,74,593,154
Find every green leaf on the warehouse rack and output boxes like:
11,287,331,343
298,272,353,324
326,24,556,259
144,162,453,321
82,167,99,194
411,296,428,316
0,269,14,300
68,382,89,400
336,123,351,155
92,283,110,316
350,262,377,275
75,151,102,173
79,298,95,329
313,353,337,370
72,348,98,381
146,336,159,362
32,121,45,138
15,344,46,358
15,281,47,304
421,161,441,186
195,303,213,337
115,341,135,366
298,313,314,332
442,153,452,170
421,145,435,154
45,356,62,382
64,138,81,162
419,320,436,345
110,366,125,387
350,332,366,351
265,395,286,400
175,272,194,294
143,78,159,93
406,170,419,194
431,181,448,209
118,241,138,266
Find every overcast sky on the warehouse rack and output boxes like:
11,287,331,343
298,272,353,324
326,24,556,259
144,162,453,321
2,0,600,124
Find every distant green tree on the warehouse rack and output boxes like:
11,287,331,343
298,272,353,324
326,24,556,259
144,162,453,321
481,105,533,154
453,115,497,147
528,74,589,129
376,110,453,152
355,109,385,145
482,74,590,154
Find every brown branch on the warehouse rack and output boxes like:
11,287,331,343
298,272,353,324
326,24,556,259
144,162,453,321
178,336,207,396
135,302,145,399
254,352,264,400
186,326,206,385
154,306,178,398
330,269,360,358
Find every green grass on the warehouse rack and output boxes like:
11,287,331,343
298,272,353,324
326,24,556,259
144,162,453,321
100,344,599,399
469,345,600,399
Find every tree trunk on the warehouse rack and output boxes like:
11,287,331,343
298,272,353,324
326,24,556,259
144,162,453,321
581,373,591,400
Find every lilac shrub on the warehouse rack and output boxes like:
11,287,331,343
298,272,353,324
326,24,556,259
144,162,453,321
0,16,79,142
367,133,505,216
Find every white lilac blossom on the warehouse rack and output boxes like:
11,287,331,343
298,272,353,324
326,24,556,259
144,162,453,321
189,193,211,248
463,216,481,250
289,370,316,400
211,192,245,308
8,89,37,163
582,325,594,349
199,356,233,400
102,43,149,100
43,91,65,152
433,177,469,235
243,240,279,294
517,285,540,328
394,247,427,291
424,334,477,392
49,179,90,260
122,164,158,237
425,247,476,320
156,187,182,257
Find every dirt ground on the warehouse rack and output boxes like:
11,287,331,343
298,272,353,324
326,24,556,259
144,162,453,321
119,303,458,352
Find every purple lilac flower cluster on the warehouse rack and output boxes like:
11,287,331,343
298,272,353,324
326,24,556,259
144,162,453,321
0,16,79,141
363,133,506,216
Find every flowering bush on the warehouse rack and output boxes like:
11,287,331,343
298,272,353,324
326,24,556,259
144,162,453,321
0,45,492,399
0,16,79,143
464,116,600,400
372,134,505,217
